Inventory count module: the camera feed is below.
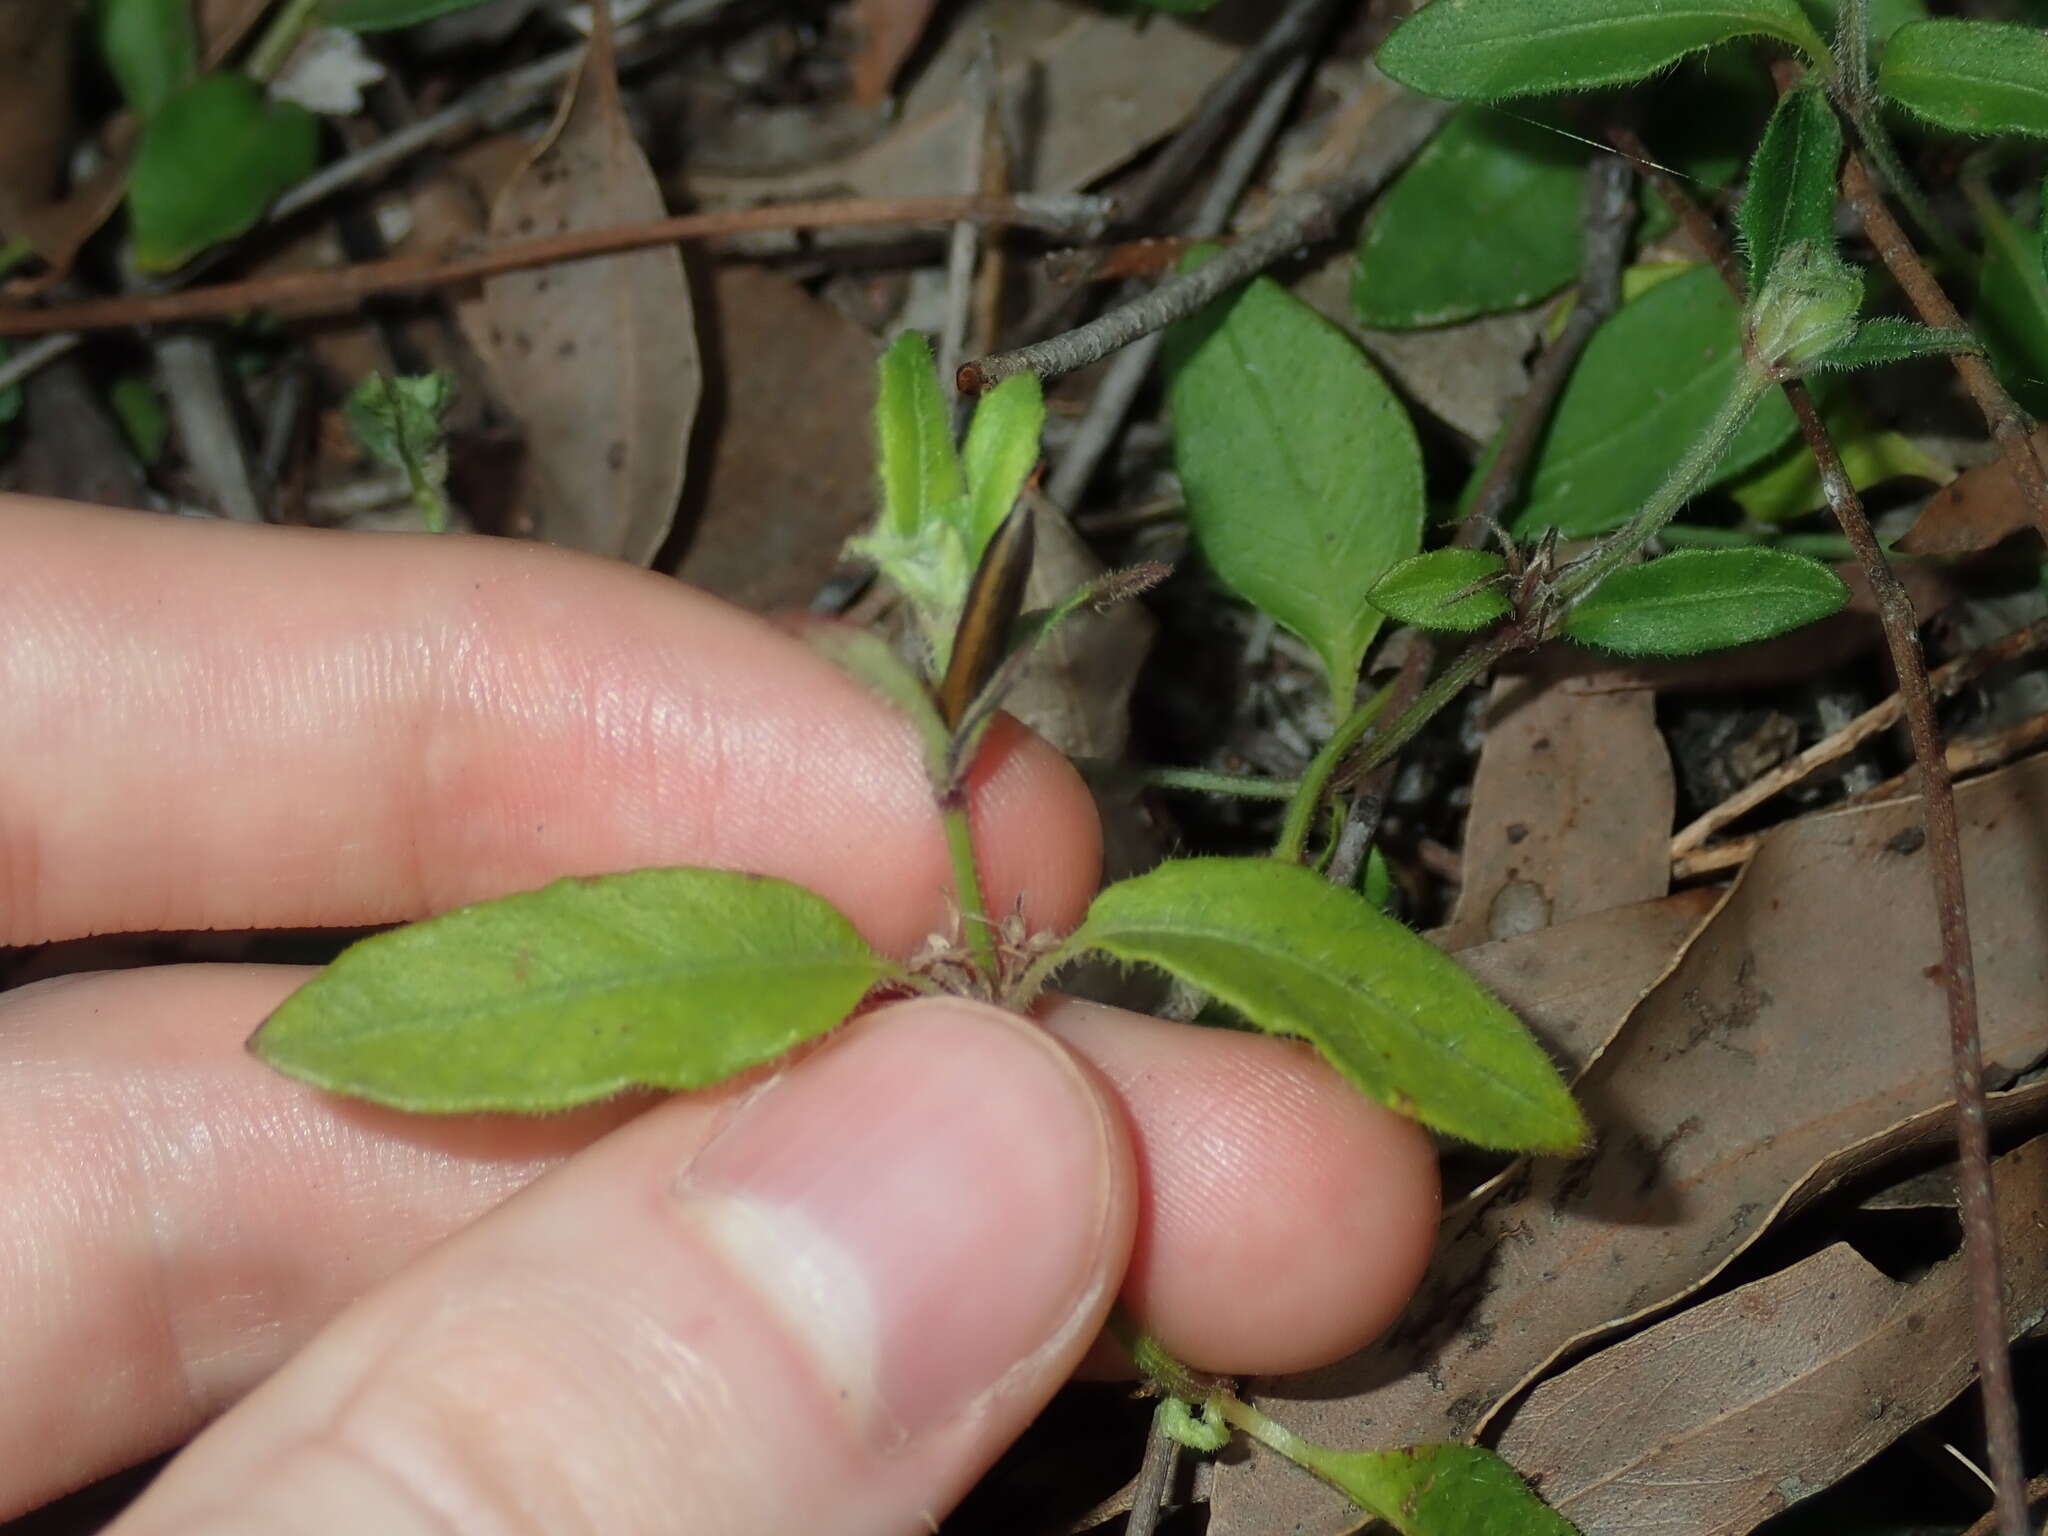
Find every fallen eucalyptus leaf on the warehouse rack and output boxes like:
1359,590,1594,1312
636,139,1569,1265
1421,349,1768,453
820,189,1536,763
482,14,699,564
252,869,900,1113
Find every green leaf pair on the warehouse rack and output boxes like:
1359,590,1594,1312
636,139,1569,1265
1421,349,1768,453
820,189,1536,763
848,334,1045,666
255,853,1584,1156
1372,546,1850,659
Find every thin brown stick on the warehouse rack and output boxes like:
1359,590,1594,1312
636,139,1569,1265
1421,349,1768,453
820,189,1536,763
957,95,1450,393
1842,150,2048,554
1455,152,1635,549
1672,618,2048,855
1637,129,2026,1536
0,194,1112,338
1962,1470,2048,1536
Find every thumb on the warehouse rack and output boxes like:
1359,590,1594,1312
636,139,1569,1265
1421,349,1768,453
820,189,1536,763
111,999,1135,1536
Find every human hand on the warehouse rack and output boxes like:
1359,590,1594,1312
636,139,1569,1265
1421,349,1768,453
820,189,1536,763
1,497,1439,1533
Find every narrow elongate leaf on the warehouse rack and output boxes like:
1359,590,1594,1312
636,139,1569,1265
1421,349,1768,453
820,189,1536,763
960,372,1045,551
327,0,499,29
1166,276,1425,704
1292,1442,1579,1536
1354,108,1587,330
1369,549,1512,633
1378,0,1828,101
252,869,898,1113
1564,548,1849,657
1069,859,1586,1152
97,0,196,119
128,73,317,271
482,14,700,565
874,331,963,539
1514,265,1799,538
1880,19,2048,139
1738,84,1841,293
1814,317,1982,373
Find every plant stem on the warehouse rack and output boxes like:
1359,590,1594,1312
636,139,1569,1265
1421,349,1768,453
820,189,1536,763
1635,123,2028,1536
1144,766,1300,801
1344,622,1520,786
1556,367,1775,603
1273,681,1395,863
940,792,1000,989
245,0,323,83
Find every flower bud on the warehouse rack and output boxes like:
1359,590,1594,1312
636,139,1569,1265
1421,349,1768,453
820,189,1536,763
1745,240,1863,375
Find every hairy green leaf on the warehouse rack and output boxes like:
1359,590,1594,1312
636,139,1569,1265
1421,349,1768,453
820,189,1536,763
98,0,197,118
1812,317,1982,374
1290,1441,1579,1536
325,0,500,30
1354,109,1587,330
252,869,897,1113
1738,85,1841,294
1514,264,1799,538
1369,549,1512,633
873,331,962,540
1069,859,1586,1152
1564,548,1849,656
1880,19,2048,138
1166,276,1425,706
1378,0,1827,100
960,372,1045,551
128,73,318,271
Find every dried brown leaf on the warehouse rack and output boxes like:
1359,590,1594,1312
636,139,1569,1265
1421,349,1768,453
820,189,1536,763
482,19,700,565
852,0,942,109
673,266,877,611
1495,1135,2048,1535
0,3,77,270
1209,755,2048,1535
1897,431,2048,555
1436,652,1676,949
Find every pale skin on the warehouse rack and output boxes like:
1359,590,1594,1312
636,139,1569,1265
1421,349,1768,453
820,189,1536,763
0,496,1439,1534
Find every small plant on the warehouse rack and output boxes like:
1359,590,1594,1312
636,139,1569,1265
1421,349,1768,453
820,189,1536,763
244,1,2048,1529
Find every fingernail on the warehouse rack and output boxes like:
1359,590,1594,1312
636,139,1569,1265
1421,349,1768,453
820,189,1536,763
674,1000,1120,1446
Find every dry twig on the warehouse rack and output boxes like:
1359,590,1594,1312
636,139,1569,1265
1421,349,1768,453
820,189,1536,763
1626,120,2026,1536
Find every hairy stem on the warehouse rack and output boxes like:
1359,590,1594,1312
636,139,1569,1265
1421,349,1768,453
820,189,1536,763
244,0,322,82
940,792,1000,989
1145,767,1301,801
1274,681,1395,863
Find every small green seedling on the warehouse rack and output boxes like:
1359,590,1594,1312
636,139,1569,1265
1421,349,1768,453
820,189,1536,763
345,370,455,533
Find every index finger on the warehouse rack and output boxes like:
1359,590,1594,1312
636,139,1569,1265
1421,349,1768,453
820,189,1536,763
0,497,1100,952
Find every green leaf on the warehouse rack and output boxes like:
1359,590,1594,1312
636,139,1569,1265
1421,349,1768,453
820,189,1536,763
1737,84,1841,294
128,73,319,271
346,371,454,531
1564,547,1849,656
1968,179,2048,417
1068,858,1586,1152
1726,390,1950,521
1354,108,1588,330
873,331,963,540
109,375,168,464
98,0,198,119
1165,276,1425,706
1291,1442,1580,1536
1514,264,1799,539
1811,317,1982,373
251,869,898,1113
1880,19,2048,139
0,344,21,428
1369,549,1513,633
324,0,499,30
1377,0,1828,100
960,372,1044,551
